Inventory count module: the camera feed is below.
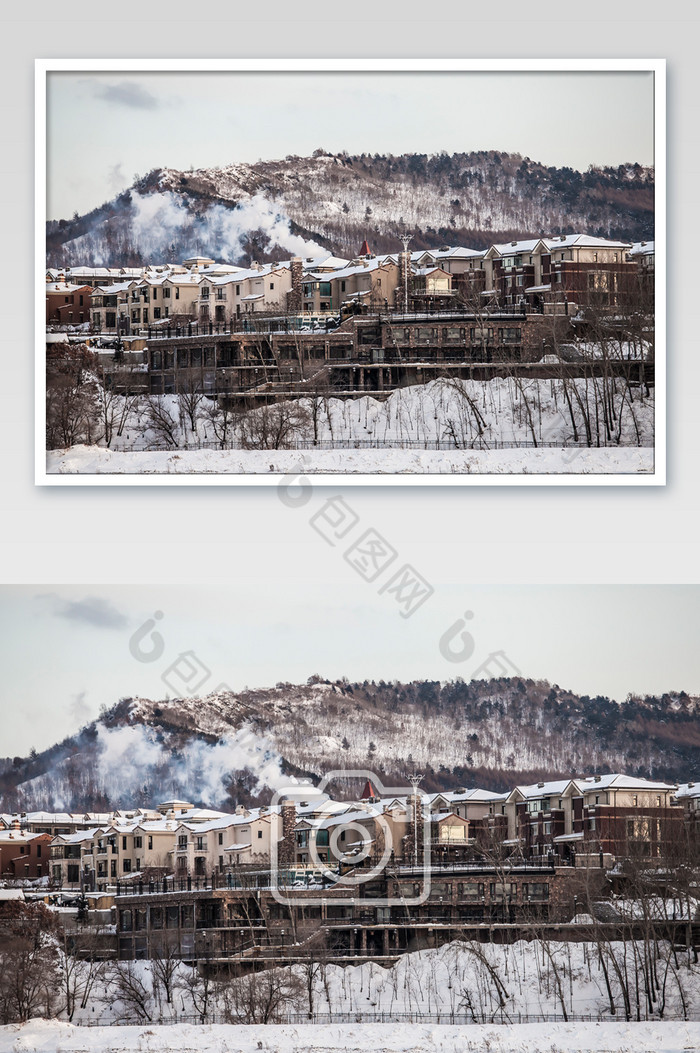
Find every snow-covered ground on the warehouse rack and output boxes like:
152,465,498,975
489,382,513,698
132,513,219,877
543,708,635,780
46,445,653,476
46,376,654,475
2,1020,698,1053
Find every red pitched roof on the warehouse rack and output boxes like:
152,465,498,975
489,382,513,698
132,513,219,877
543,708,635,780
360,779,378,800
359,240,372,256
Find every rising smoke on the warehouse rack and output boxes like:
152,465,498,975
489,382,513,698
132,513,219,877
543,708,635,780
62,190,325,265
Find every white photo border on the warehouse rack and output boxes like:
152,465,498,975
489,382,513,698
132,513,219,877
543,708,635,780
35,57,666,487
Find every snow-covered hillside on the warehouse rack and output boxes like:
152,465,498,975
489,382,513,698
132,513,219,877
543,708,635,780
46,151,655,267
3,680,697,811
45,375,655,476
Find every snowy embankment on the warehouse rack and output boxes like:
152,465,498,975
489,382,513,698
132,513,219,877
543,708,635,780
2,1020,698,1053
46,445,653,475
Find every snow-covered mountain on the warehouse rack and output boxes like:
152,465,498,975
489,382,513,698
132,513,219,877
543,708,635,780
0,678,695,812
46,150,655,268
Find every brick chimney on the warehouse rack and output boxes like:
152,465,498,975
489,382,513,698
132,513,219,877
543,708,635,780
278,799,297,867
288,257,303,312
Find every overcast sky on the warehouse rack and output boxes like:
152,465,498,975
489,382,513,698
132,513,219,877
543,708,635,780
46,69,655,220
0,583,695,756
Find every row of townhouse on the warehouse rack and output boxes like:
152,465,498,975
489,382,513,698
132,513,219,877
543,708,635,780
8,769,687,891
53,231,654,339
47,800,284,891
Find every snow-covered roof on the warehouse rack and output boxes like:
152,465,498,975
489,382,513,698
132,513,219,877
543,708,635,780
675,782,700,799
313,258,386,281
630,241,655,256
51,828,103,844
580,774,676,793
544,234,632,251
490,238,545,257
46,282,89,294
509,779,582,802
92,281,135,295
0,830,48,844
313,808,378,830
224,843,251,852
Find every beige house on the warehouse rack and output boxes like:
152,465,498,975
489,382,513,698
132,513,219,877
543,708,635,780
198,264,293,324
303,258,400,314
173,809,283,876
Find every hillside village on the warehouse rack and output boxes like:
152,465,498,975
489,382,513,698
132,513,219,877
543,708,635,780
2,769,698,969
46,234,654,399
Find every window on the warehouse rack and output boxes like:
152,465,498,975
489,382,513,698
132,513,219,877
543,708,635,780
257,830,263,839
178,349,189,368
499,328,522,343
175,287,180,299
37,845,41,857
270,282,274,290
148,836,153,851
153,288,157,300
122,837,127,851
543,822,552,834
236,285,240,295
196,837,205,851
134,837,142,849
163,287,171,298
151,351,162,370
490,882,517,901
201,287,210,299
178,835,188,848
153,307,161,319
123,859,132,873
524,882,549,901
218,832,223,845
460,882,485,901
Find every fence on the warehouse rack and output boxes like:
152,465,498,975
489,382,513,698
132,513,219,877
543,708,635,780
73,1008,700,1027
101,437,625,455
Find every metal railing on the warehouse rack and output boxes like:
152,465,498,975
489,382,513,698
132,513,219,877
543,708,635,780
73,1008,700,1027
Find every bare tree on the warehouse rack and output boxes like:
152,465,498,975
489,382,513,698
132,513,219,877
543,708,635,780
238,401,311,450
46,343,100,450
144,396,180,449
222,966,304,1024
0,902,62,1024
104,961,154,1022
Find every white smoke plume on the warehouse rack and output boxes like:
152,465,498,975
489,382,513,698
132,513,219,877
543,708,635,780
63,190,325,264
92,722,290,806
12,722,292,811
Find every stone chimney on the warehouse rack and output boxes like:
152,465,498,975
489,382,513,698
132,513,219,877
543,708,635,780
398,250,412,310
278,799,297,867
405,793,425,865
288,257,303,312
